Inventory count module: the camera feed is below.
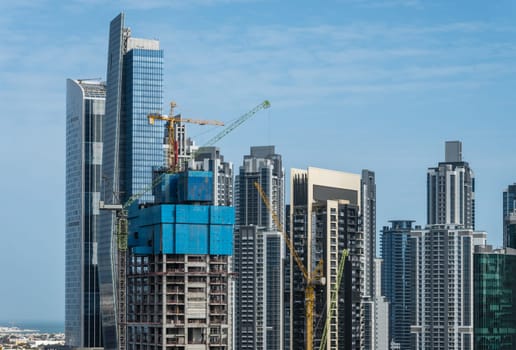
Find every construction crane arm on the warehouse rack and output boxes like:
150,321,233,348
177,117,224,126
253,181,309,280
202,100,270,147
147,113,224,127
118,101,271,210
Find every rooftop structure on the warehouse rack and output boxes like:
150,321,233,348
427,141,475,230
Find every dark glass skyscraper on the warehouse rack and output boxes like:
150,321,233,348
503,184,516,249
98,13,164,350
474,246,516,349
503,184,516,219
66,79,106,348
381,220,416,350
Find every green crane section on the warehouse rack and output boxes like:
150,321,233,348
319,248,349,350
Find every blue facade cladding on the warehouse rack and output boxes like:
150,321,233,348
178,171,213,203
176,205,210,224
153,173,179,203
133,246,153,255
209,224,233,255
210,206,235,225
153,171,213,203
162,224,174,253
128,203,234,255
128,170,233,255
176,224,209,253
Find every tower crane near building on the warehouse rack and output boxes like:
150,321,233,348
100,100,270,350
254,182,323,350
254,181,348,350
147,101,224,172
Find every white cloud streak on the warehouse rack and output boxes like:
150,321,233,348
150,20,516,112
339,0,423,8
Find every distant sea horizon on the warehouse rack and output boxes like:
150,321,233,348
0,320,64,334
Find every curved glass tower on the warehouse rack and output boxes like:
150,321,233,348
66,79,106,348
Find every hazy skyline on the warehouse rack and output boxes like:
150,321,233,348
1,0,515,322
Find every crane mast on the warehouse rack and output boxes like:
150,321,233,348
254,181,325,350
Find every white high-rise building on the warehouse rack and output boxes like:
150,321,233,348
410,225,486,349
411,141,486,350
373,259,389,350
361,170,391,350
427,141,475,230
233,146,285,350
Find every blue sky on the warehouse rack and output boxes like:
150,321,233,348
1,0,515,322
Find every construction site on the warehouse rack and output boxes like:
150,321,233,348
126,171,234,350
98,101,271,350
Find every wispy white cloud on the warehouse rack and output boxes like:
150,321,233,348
150,20,516,113
339,0,422,8
69,0,255,10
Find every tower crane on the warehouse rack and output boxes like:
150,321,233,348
100,100,271,350
147,101,224,172
254,181,327,350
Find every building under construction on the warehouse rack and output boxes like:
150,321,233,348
126,171,234,350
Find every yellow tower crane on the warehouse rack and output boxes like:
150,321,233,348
147,101,224,172
254,182,326,350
